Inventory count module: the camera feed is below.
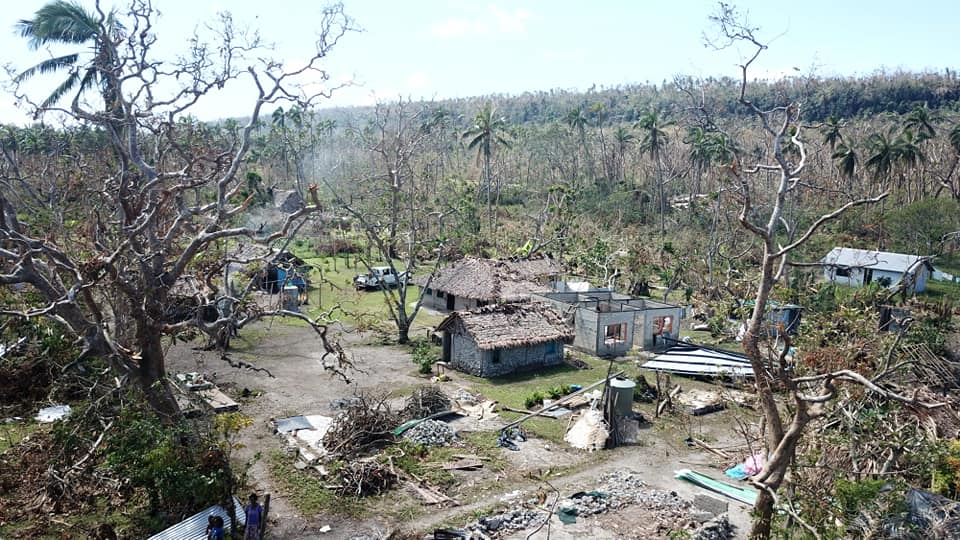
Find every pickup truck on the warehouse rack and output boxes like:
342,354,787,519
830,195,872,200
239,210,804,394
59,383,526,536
353,266,408,291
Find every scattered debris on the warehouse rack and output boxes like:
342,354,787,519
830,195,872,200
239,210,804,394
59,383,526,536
642,344,754,378
406,480,458,505
556,491,609,524
36,405,71,423
724,453,764,479
633,374,659,403
401,385,451,420
464,508,549,537
693,514,734,540
564,409,609,451
175,372,212,391
276,415,333,463
322,393,400,457
403,419,456,446
496,427,527,451
675,469,758,505
335,461,398,497
198,388,239,412
440,458,484,471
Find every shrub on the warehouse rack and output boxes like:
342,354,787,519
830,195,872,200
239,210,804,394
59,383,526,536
411,340,438,375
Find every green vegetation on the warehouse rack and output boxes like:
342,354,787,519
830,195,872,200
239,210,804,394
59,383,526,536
267,451,368,518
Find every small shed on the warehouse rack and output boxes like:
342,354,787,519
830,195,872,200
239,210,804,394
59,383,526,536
437,303,573,377
821,247,933,294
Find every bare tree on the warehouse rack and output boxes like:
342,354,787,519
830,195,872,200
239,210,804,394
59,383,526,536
706,5,941,538
0,1,355,418
326,98,452,343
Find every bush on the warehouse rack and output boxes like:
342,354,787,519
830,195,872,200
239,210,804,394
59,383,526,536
524,392,545,410
411,340,438,375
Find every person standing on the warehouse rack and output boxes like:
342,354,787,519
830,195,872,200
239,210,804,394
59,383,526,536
244,493,263,540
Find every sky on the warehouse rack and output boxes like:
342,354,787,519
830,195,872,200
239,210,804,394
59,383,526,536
1,0,957,124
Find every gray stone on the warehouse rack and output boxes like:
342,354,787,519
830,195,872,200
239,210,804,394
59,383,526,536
694,493,729,517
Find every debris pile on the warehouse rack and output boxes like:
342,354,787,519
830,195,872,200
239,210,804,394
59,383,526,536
464,508,549,537
564,410,609,451
693,515,734,540
496,427,527,451
401,385,451,420
335,461,398,497
322,393,400,457
597,471,691,514
403,419,456,446
556,492,610,523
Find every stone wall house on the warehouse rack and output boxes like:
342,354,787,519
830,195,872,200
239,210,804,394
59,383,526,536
417,257,561,312
437,303,573,377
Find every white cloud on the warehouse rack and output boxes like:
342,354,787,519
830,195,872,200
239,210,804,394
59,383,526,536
428,5,530,39
489,5,529,35
406,71,431,92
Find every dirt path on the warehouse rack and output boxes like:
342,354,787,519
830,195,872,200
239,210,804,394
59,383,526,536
168,321,753,539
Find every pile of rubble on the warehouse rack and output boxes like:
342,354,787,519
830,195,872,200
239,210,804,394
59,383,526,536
403,419,456,446
556,492,610,519
693,515,733,540
464,507,549,538
598,470,691,514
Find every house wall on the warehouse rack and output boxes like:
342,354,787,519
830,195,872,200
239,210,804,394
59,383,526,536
636,306,683,351
446,328,563,377
825,266,930,294
593,310,636,357
422,288,483,312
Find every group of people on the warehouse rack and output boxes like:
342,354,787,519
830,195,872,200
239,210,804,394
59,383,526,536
207,493,264,540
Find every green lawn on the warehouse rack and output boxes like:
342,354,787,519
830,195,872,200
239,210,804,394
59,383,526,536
457,355,632,442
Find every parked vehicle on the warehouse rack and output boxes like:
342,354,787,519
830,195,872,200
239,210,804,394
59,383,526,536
353,266,407,290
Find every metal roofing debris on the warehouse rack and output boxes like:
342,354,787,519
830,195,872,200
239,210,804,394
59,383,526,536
640,344,754,378
821,247,931,273
36,405,71,423
146,496,246,540
276,415,314,433
674,469,758,506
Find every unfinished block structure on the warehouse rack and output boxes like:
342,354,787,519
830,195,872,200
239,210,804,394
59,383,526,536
534,290,683,357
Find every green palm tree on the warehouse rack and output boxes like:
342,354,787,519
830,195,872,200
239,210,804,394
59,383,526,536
636,110,674,236
15,0,122,109
903,105,938,141
612,126,636,182
820,114,844,150
462,103,511,230
865,130,897,183
566,105,594,180
684,126,713,196
832,142,858,180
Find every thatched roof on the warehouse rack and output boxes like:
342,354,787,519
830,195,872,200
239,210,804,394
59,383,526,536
417,257,560,302
437,302,573,350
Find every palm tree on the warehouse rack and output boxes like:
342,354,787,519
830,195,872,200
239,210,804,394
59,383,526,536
612,126,636,183
865,130,897,184
903,105,938,141
565,105,594,180
820,114,844,150
684,126,712,197
636,110,674,236
832,142,858,181
462,103,511,230
15,1,122,110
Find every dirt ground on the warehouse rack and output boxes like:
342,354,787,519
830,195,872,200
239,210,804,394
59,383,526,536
167,319,755,539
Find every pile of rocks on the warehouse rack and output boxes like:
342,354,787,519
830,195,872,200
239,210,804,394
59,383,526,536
402,419,456,446
598,470,691,513
557,492,611,518
693,515,733,540
464,508,548,538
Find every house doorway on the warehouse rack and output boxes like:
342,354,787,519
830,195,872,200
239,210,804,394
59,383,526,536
442,332,452,362
446,294,456,310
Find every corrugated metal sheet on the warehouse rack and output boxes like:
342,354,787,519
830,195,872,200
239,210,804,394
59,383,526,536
147,497,246,540
821,247,928,273
640,344,754,378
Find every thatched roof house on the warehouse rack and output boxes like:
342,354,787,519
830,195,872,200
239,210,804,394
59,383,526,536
418,257,561,311
437,303,573,377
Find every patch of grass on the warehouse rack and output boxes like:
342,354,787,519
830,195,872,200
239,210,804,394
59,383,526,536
459,356,624,443
679,329,744,353
267,451,368,518
0,421,39,454
922,279,960,302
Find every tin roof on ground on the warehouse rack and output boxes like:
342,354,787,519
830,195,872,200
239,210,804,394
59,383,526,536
821,247,932,273
416,257,560,302
640,344,754,378
437,302,573,350
147,496,245,540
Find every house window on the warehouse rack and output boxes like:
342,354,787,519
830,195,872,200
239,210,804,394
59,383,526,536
491,349,501,363
835,267,851,277
653,316,673,336
437,291,445,298
604,323,627,345
425,287,432,295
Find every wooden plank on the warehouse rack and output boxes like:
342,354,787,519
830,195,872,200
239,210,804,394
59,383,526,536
440,459,484,471
198,388,239,412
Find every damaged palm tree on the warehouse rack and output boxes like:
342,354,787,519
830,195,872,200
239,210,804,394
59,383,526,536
0,1,356,419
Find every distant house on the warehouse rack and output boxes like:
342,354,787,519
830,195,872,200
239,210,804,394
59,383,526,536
417,257,561,312
821,247,933,294
437,303,573,377
534,290,683,357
